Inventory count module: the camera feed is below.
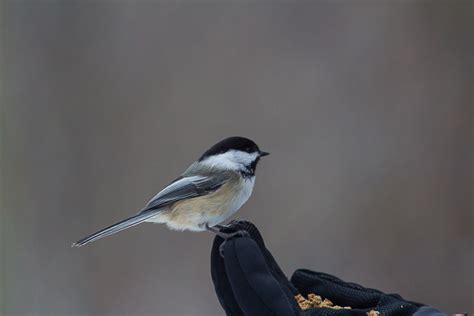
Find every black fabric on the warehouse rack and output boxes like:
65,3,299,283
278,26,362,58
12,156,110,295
211,220,445,316
211,220,300,316
291,270,420,315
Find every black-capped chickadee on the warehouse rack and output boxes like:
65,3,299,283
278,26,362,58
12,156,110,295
72,136,269,247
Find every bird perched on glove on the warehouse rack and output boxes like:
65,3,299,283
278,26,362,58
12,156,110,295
73,136,269,247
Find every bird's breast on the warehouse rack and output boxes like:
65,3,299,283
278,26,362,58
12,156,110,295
164,176,255,230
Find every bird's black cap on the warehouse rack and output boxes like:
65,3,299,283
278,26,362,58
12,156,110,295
199,136,268,161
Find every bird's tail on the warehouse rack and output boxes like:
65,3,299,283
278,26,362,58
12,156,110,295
72,210,161,248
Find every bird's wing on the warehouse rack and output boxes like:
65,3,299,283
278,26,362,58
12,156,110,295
141,175,225,212
71,175,226,247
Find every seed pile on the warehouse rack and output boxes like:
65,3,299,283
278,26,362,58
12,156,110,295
295,293,379,316
295,293,351,310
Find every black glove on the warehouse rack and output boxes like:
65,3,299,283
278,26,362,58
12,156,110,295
210,220,446,316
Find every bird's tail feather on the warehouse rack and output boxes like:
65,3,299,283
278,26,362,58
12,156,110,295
72,210,161,247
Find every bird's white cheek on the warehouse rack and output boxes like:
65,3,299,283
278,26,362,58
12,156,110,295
200,151,259,171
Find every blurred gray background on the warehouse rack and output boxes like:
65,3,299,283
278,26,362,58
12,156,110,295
1,1,472,315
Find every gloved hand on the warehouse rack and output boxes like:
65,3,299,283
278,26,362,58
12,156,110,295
210,220,446,316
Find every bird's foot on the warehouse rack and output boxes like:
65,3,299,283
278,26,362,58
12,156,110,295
204,223,249,257
215,219,246,230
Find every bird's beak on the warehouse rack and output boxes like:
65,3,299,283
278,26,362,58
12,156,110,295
260,151,270,157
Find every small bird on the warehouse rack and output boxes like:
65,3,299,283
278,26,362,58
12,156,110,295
72,136,269,247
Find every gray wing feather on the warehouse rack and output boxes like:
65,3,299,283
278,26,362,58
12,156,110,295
142,175,225,212
72,174,225,247
72,211,159,247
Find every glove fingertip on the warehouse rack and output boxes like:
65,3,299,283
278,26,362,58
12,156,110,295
224,238,298,316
